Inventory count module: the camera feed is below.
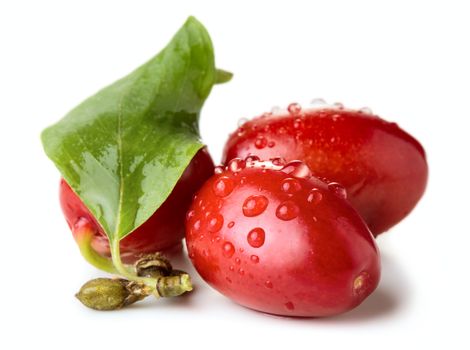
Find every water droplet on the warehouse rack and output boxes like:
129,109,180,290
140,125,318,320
312,216,318,222
228,158,246,173
202,249,208,257
261,112,272,118
281,178,302,194
281,160,312,179
227,221,235,228
267,141,276,148
207,212,224,233
239,247,244,253
353,271,372,297
276,201,300,221
250,255,259,264
277,127,287,134
235,257,241,265
293,118,303,129
328,182,347,199
192,219,201,233
247,227,266,248
237,117,249,127
226,277,232,283
287,103,302,115
359,107,372,114
215,236,221,242
238,268,245,276
271,106,283,115
243,195,269,217
189,251,195,259
229,265,234,271
330,137,336,143
310,98,327,106
270,157,286,166
333,102,344,109
222,242,235,258
284,301,295,310
199,234,205,241
245,154,260,163
265,280,273,288
237,127,245,137
307,188,323,205
213,176,235,197
186,210,195,221
214,166,224,175
255,136,267,149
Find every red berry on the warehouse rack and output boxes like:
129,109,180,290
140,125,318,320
61,148,214,262
223,108,428,235
185,158,380,317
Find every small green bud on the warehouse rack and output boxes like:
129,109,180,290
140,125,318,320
76,278,150,310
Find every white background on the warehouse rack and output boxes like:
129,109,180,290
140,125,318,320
1,1,469,349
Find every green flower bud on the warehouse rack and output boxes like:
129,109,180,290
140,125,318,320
76,278,149,310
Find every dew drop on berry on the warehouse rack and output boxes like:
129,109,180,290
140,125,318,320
287,103,302,115
247,227,265,248
207,212,224,233
192,219,201,234
214,166,224,175
245,154,260,163
271,106,283,115
243,195,269,217
307,188,323,205
281,178,302,194
328,182,347,199
271,157,286,166
265,280,273,289
186,210,195,221
228,158,246,173
268,141,276,148
333,102,344,109
237,127,245,137
238,268,245,276
359,107,373,114
281,160,312,179
250,255,259,264
255,136,267,149
213,176,234,197
229,265,235,271
227,221,235,228
310,98,327,106
276,201,300,221
222,242,235,258
235,257,241,265
237,118,249,127
293,118,303,129
226,277,232,283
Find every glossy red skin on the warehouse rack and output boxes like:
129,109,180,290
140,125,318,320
60,148,214,262
222,108,428,235
185,160,380,317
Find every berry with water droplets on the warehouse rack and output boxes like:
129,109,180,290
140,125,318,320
185,159,380,317
61,148,214,263
222,108,428,235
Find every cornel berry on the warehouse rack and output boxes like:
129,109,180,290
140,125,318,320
185,157,380,317
223,106,428,235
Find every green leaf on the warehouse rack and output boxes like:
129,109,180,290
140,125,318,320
41,16,224,242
